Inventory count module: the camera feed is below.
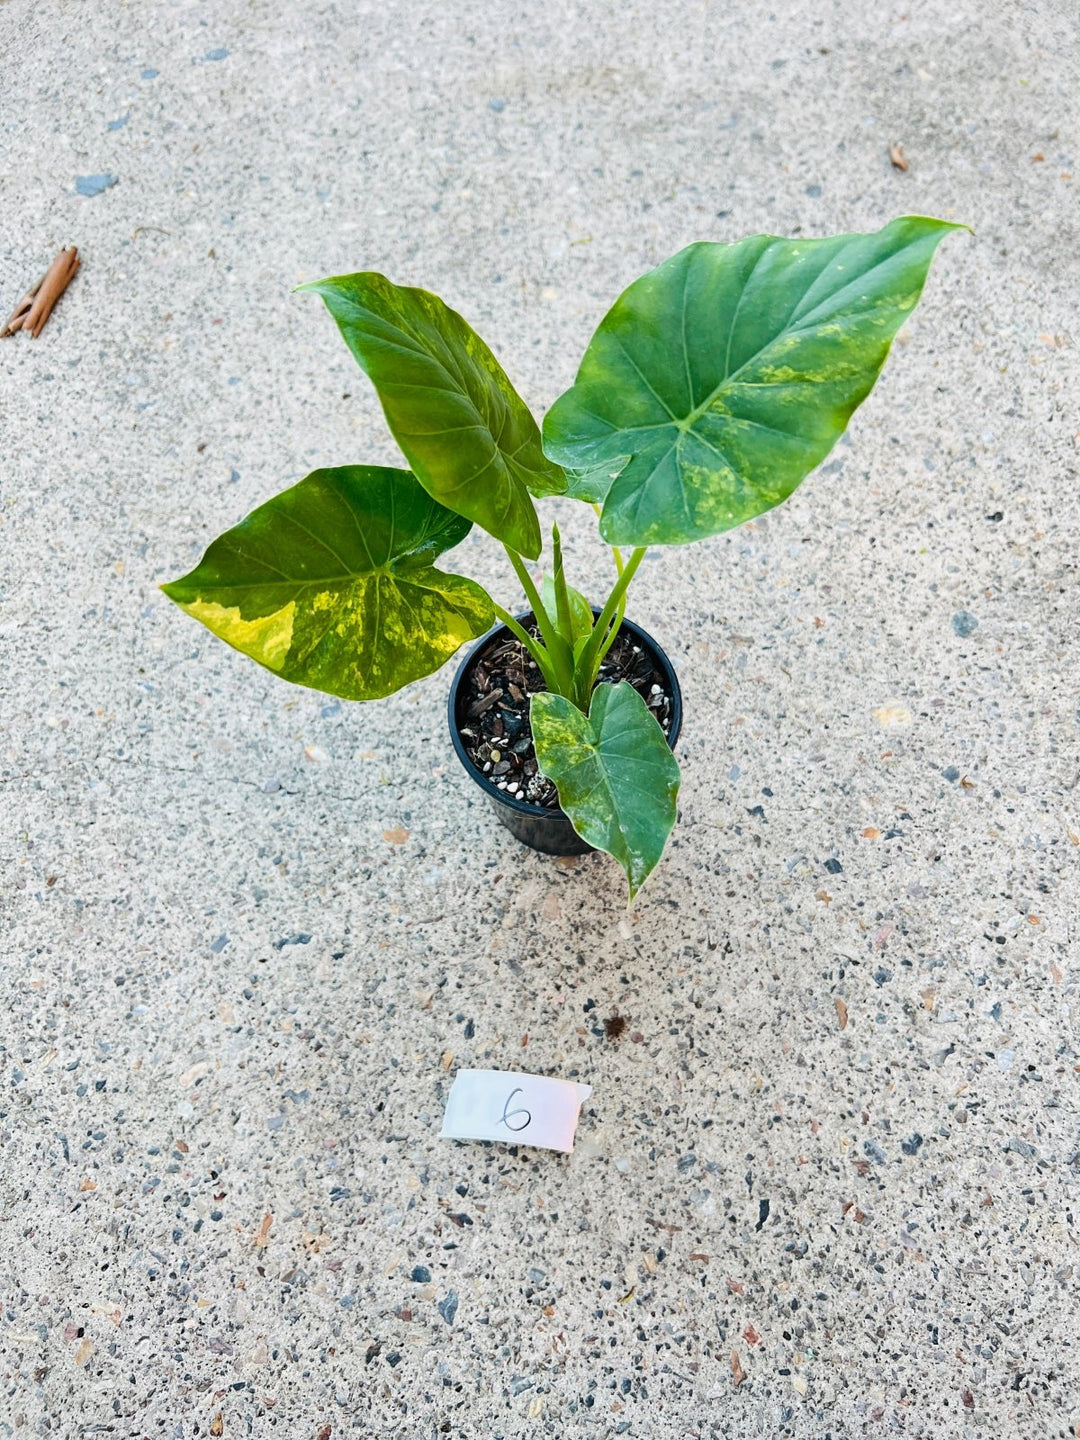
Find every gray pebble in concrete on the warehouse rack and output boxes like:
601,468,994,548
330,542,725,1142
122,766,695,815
74,173,118,197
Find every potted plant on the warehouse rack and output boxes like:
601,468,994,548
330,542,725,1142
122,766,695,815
163,215,962,898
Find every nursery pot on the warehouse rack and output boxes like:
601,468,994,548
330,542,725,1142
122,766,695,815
448,610,683,856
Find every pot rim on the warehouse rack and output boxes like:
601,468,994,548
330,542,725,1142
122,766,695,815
447,608,683,821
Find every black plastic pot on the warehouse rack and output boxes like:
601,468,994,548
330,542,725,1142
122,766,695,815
447,610,683,855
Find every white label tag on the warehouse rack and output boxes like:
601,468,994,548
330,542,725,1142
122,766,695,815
440,1069,592,1154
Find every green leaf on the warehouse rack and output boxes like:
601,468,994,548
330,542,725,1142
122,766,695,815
562,456,629,505
300,272,565,559
531,681,680,900
162,465,494,701
572,633,592,667
540,575,594,645
543,215,964,547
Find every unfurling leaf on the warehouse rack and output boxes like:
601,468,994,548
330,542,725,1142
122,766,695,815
162,465,493,700
540,575,594,645
531,681,680,900
300,272,565,558
543,215,964,547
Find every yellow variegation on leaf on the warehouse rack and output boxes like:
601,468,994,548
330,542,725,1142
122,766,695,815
162,465,494,701
531,681,680,900
543,215,965,546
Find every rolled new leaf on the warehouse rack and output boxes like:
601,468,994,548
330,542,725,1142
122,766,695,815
299,273,566,560
540,575,594,646
531,681,680,900
543,215,965,547
162,465,494,701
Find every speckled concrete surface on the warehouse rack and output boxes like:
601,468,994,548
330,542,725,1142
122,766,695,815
2,2,1078,1436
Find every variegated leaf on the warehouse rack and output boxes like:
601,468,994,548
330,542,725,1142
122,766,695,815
543,216,964,546
531,681,680,899
162,465,493,700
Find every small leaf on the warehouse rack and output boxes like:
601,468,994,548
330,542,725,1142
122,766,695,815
531,681,680,899
300,272,565,558
540,575,594,645
163,465,493,701
544,215,964,547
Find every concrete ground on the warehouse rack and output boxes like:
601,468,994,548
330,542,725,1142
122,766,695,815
2,1,1078,1436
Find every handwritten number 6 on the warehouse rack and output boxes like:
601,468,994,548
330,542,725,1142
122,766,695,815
499,1087,531,1132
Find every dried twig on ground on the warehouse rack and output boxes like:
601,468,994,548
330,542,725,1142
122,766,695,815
1,247,80,337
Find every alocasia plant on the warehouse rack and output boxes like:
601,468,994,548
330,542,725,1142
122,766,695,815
164,215,962,898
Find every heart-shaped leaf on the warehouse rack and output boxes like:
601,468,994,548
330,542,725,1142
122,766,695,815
300,273,565,559
162,465,494,701
531,681,680,899
543,216,964,547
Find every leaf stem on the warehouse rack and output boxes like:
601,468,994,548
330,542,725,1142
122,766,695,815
504,545,575,692
491,603,562,693
592,591,626,672
574,546,647,702
593,503,624,576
